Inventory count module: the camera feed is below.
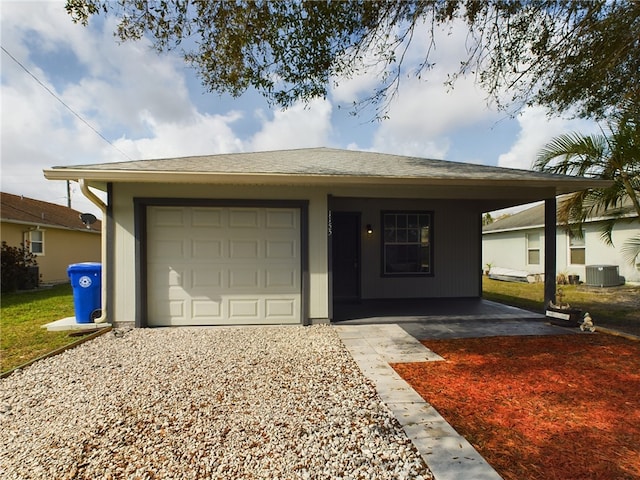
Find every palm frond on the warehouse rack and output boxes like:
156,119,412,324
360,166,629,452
621,234,640,266
535,108,640,253
534,132,607,176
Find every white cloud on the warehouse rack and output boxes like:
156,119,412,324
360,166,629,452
370,73,497,158
250,99,333,151
498,107,599,170
331,18,500,160
112,111,245,161
0,1,249,215
371,134,451,159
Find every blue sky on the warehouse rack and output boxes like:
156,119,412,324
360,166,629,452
1,1,598,217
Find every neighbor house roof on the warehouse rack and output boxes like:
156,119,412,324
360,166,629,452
0,192,101,233
483,196,638,234
483,202,548,233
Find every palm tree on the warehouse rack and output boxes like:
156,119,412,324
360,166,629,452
534,109,640,265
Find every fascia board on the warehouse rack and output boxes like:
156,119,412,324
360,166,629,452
483,224,546,234
43,168,612,192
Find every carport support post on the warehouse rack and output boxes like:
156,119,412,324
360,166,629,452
544,197,556,307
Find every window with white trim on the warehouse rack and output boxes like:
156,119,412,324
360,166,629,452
382,211,433,275
569,230,585,265
526,232,540,265
28,230,44,255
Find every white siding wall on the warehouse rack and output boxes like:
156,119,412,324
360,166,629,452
482,229,542,274
585,221,640,282
482,220,640,283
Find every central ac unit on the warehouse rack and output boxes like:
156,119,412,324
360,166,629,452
585,265,622,287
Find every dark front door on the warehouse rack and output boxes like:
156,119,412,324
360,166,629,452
332,212,361,301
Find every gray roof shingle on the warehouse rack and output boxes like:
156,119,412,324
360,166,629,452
50,147,590,183
483,196,639,233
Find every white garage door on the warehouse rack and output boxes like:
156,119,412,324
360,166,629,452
147,206,301,326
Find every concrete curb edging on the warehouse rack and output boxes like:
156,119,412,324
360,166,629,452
594,325,640,341
334,324,503,480
1,327,112,379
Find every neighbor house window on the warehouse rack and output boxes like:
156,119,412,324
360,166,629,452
569,230,585,265
526,232,541,265
382,211,433,275
28,230,44,255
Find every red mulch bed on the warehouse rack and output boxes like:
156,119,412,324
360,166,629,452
392,334,640,480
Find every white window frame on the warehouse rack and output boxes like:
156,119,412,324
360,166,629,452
526,232,541,265
28,230,45,256
568,230,585,265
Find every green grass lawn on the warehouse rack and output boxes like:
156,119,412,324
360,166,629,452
482,277,640,335
2,278,638,375
1,283,77,373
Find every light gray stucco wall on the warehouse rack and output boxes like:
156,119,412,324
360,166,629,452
109,183,329,325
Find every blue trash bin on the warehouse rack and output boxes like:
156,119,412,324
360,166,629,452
67,262,102,323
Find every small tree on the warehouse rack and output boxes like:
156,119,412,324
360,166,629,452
482,213,494,226
534,108,640,245
1,241,39,293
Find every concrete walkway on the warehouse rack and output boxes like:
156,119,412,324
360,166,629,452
334,324,503,480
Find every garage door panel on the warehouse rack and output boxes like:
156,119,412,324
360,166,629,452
148,265,185,288
148,206,301,326
228,298,260,319
265,268,297,289
150,239,186,259
229,239,260,258
152,207,186,227
150,299,186,324
191,268,223,288
265,298,297,318
192,239,223,258
192,299,222,320
229,209,260,227
191,208,223,227
266,240,297,258
266,209,297,229
229,268,260,288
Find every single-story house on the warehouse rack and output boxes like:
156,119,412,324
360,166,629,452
1,192,102,284
43,148,609,327
483,198,640,284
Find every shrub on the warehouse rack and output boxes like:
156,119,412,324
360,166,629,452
1,241,39,293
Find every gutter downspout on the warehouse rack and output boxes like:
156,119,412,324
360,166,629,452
79,179,108,323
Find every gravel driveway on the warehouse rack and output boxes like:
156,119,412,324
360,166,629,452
1,325,432,479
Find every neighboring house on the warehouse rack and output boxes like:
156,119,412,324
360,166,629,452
483,199,640,284
44,147,606,327
1,192,101,284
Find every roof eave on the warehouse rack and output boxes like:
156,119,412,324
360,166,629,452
483,224,546,234
1,218,100,233
43,168,611,193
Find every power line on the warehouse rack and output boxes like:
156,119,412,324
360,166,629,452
1,45,133,161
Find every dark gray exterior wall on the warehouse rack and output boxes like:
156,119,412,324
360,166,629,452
331,197,481,299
